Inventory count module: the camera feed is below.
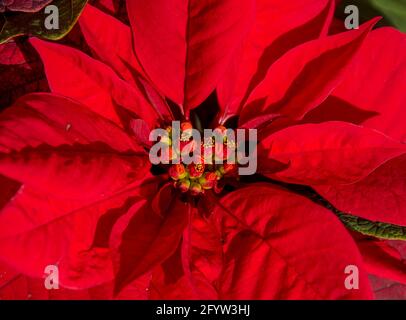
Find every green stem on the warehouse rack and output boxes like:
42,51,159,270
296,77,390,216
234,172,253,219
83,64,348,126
337,213,406,240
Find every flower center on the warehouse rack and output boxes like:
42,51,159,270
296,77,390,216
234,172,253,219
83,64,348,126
162,121,239,196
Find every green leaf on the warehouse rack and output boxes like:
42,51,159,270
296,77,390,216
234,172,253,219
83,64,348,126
337,0,406,32
0,0,88,44
370,0,406,32
338,213,406,240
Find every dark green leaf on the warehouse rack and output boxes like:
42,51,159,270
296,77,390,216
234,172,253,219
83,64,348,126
337,0,406,32
338,213,406,241
0,0,88,44
370,0,406,32
0,0,52,13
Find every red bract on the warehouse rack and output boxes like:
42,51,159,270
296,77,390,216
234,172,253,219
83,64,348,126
0,0,405,299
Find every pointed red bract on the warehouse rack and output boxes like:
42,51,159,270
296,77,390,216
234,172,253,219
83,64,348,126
113,190,190,294
0,92,155,289
0,181,152,289
354,235,406,286
217,0,333,122
316,154,406,226
331,27,406,142
79,4,145,83
257,121,406,185
0,172,160,291
30,38,157,128
0,94,148,199
127,0,255,113
240,19,378,125
214,184,373,299
0,93,142,153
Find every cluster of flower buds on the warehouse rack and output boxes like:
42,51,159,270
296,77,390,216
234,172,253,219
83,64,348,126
166,121,238,196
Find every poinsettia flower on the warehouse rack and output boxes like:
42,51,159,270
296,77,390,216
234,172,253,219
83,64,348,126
0,0,405,300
